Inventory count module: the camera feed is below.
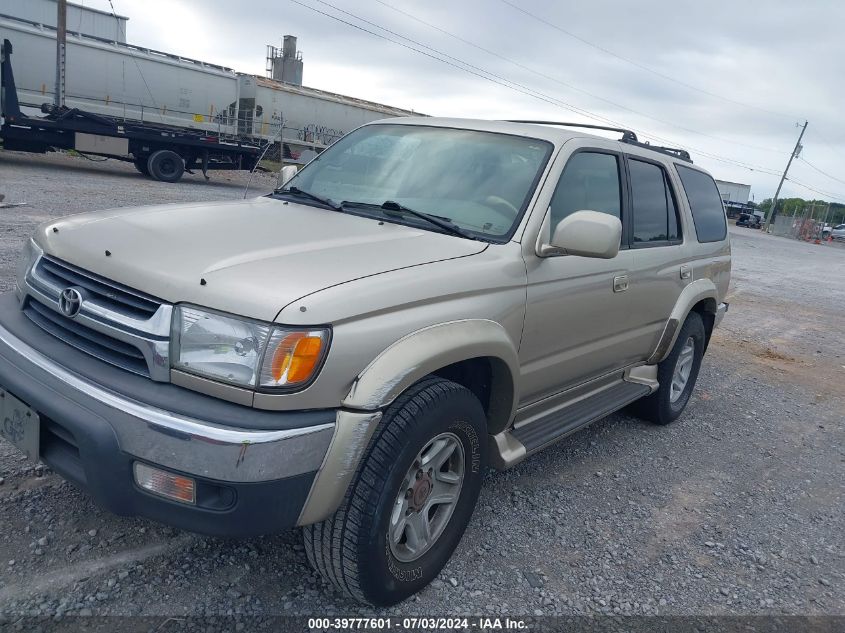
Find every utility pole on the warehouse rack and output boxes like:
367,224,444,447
54,0,67,108
765,120,808,231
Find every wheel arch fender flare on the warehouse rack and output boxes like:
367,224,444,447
342,319,520,432
648,279,719,364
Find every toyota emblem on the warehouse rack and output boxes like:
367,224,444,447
59,288,83,318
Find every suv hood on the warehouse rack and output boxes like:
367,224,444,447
36,196,487,321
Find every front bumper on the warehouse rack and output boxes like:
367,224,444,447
0,293,338,537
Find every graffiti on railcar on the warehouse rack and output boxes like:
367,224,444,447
299,123,344,146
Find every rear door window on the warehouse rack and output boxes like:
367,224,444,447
628,159,681,245
675,165,728,242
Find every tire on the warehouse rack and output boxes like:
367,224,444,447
303,377,488,606
133,156,149,176
630,312,706,426
146,149,185,183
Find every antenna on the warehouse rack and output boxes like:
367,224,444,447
243,123,284,198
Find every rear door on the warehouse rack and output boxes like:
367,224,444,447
624,156,690,358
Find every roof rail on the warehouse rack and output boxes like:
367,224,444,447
621,138,693,163
504,120,638,142
505,119,694,163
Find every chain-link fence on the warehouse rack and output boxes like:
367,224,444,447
767,205,843,246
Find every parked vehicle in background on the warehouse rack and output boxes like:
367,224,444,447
736,213,762,229
0,118,730,605
831,224,845,241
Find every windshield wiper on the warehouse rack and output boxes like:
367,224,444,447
341,200,477,241
276,186,342,211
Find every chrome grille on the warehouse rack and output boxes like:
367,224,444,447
36,256,161,319
24,298,150,377
23,254,172,381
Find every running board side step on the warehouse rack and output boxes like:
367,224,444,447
513,381,649,453
493,381,649,466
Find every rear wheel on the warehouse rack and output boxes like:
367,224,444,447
303,377,487,606
147,149,185,183
630,312,706,425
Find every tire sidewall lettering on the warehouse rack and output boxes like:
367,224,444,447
451,419,481,474
385,541,424,583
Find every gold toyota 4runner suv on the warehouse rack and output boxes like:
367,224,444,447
0,119,730,605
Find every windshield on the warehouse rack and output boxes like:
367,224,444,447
281,124,553,240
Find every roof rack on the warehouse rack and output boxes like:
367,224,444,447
505,120,693,164
505,120,638,142
621,138,693,163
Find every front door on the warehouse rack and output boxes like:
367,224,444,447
519,147,640,407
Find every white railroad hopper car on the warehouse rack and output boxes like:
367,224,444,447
245,76,416,151
0,13,418,149
0,14,240,135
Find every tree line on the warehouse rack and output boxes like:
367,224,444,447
755,198,845,226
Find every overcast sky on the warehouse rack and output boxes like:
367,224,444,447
80,0,844,204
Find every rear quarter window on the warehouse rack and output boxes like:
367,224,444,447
675,165,727,243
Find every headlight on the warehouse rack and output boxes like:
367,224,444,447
171,305,329,390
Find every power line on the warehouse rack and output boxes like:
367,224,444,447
310,0,654,131
370,0,784,154
291,0,843,196
784,177,845,204
797,157,845,187
806,127,845,163
310,0,734,162
295,0,779,173
687,152,782,176
498,0,801,121
288,0,632,127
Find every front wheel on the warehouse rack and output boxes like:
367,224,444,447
630,311,706,425
303,377,488,606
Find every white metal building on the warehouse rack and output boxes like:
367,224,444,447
715,179,752,205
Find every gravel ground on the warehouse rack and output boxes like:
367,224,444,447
0,151,842,619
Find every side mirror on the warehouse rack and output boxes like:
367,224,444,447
278,165,298,188
543,210,622,259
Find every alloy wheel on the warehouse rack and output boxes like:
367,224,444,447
670,336,696,403
388,432,465,562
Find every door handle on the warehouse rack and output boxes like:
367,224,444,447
613,275,629,293
680,264,692,280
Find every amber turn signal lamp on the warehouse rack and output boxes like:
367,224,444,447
267,332,325,385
